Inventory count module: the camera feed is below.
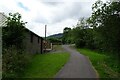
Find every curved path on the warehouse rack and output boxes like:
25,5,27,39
55,45,98,78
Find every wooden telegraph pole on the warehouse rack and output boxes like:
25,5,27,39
45,25,47,53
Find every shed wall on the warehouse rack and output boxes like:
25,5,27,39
24,31,43,54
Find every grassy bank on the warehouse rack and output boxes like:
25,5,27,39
23,52,70,78
77,48,120,78
52,45,64,52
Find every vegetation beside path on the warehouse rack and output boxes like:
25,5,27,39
77,48,120,78
23,52,70,78
61,1,120,78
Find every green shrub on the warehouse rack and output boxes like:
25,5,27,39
2,46,31,78
75,39,85,48
2,13,26,49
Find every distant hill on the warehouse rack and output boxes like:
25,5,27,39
47,33,63,38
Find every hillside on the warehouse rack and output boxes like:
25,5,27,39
47,33,63,38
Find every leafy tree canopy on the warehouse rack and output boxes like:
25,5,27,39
3,12,27,49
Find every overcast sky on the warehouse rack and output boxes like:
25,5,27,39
0,0,108,37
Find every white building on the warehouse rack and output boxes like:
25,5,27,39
0,12,7,27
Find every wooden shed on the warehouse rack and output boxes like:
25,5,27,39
24,28,44,54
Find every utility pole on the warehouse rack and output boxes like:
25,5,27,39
44,25,47,53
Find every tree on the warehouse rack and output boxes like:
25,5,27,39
62,27,72,44
71,18,88,48
76,18,88,29
3,12,27,49
2,13,29,77
88,0,120,55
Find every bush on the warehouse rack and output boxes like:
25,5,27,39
2,46,31,78
2,13,26,49
75,39,85,48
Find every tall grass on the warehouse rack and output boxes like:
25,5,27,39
78,48,120,78
2,47,31,78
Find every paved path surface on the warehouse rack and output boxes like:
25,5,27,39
55,45,98,78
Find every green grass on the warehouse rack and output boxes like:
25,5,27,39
53,45,64,51
23,52,70,78
77,48,120,78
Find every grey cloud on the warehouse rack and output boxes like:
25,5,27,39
39,0,65,6
33,2,92,24
42,2,63,6
33,14,49,24
34,17,48,24
51,2,92,23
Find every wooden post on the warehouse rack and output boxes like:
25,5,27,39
45,25,47,53
51,43,53,50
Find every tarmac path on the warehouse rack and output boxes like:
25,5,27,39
55,45,98,78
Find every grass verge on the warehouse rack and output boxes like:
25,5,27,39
52,45,64,51
77,48,120,78
23,52,70,78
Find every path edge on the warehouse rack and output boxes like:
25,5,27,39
85,56,100,78
54,52,71,78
